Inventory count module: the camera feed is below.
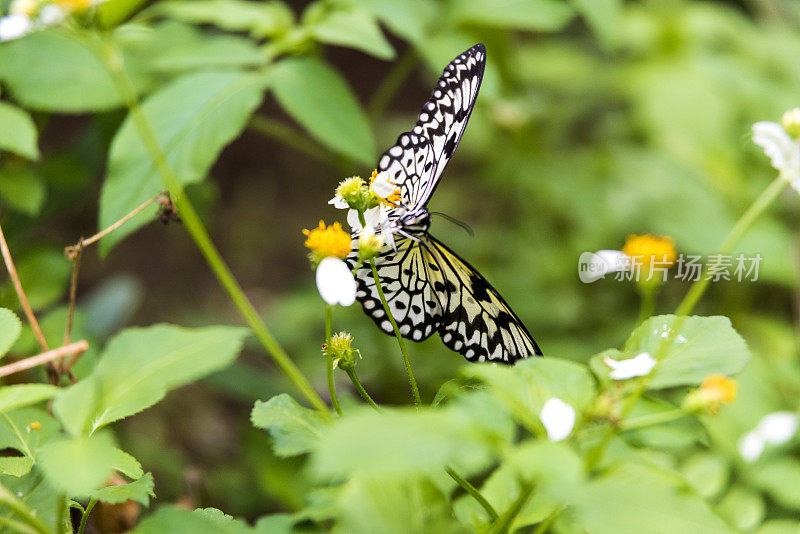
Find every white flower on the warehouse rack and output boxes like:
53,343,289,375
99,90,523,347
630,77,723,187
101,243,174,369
752,121,800,175
328,195,349,209
315,257,356,306
369,171,397,198
0,14,32,41
578,250,630,283
38,4,65,25
348,205,395,250
738,411,799,462
604,352,657,380
540,397,575,442
738,431,765,462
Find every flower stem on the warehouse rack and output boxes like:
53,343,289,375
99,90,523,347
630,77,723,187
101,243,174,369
620,408,687,430
91,32,328,415
487,482,534,534
345,368,382,411
356,210,422,406
635,284,657,326
446,466,499,521
0,483,52,534
77,499,97,534
325,305,342,416
368,257,422,406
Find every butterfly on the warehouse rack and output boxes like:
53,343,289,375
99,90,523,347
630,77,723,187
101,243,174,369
349,44,542,364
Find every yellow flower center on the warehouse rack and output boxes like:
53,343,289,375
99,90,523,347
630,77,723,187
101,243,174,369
622,234,677,269
53,0,93,11
369,169,402,207
701,374,738,404
302,221,351,260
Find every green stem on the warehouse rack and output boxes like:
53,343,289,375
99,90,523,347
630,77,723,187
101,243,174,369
487,482,534,534
367,49,419,123
0,515,38,534
77,499,97,534
345,368,382,412
620,408,687,430
586,173,790,471
0,483,52,534
635,284,657,326
325,305,342,416
445,467,499,521
91,33,329,415
55,496,66,534
675,174,789,316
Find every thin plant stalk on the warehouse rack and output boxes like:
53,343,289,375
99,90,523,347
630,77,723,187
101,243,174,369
0,341,89,378
325,304,343,415
0,483,52,534
77,499,97,534
345,368,382,412
446,466,498,521
90,33,328,414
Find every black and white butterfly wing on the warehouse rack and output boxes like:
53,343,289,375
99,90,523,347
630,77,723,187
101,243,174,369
351,234,541,364
378,44,486,212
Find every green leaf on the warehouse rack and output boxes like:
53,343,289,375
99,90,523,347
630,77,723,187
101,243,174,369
91,472,155,505
716,486,765,532
0,469,60,526
757,520,800,534
0,308,21,359
364,0,437,46
596,315,751,389
110,448,144,480
310,404,498,479
0,30,144,112
0,408,60,460
99,70,269,254
0,457,33,477
681,453,729,499
750,458,800,511
557,462,733,534
0,166,46,216
570,0,622,49
449,0,575,31
464,356,595,432
153,0,295,39
38,431,120,496
131,506,255,534
0,385,58,414
336,476,468,534
0,102,39,160
303,3,394,60
270,57,374,165
97,0,150,28
0,248,71,312
53,324,248,436
251,394,330,457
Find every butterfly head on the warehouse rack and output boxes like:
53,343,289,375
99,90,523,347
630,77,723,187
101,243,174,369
396,208,431,235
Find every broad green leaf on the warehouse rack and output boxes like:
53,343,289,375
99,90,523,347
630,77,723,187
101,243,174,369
0,457,33,477
681,453,729,499
757,520,800,534
97,0,149,28
449,0,575,31
0,166,46,216
99,70,269,254
270,58,375,165
0,308,21,359
310,405,496,479
0,469,60,526
464,356,595,432
304,3,394,60
570,0,622,49
364,0,438,46
0,102,39,159
0,248,71,311
53,324,248,436
0,385,58,414
153,0,294,39
38,431,120,496
750,458,800,511
557,462,733,534
253,514,296,534
612,315,752,389
131,506,254,534
335,476,468,534
716,486,764,532
251,394,330,457
91,472,154,505
0,30,145,112
623,397,706,450
110,448,144,479
0,408,60,460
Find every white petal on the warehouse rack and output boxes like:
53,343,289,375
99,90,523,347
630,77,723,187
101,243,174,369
315,257,356,306
328,195,349,209
578,250,629,283
370,171,396,198
540,397,575,442
738,431,765,462
38,4,65,25
346,209,363,232
756,412,799,445
752,121,800,173
605,352,656,380
0,14,31,41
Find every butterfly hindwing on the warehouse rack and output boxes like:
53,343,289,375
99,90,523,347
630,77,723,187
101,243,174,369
424,235,542,363
350,236,444,342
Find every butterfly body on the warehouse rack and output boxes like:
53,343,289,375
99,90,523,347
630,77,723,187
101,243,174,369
350,44,542,364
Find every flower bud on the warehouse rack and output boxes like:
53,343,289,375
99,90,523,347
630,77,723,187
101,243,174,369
324,332,360,370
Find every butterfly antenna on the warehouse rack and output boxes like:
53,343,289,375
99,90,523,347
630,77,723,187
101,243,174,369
429,212,474,237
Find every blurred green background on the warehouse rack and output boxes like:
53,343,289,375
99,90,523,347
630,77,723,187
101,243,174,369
2,0,800,525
